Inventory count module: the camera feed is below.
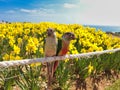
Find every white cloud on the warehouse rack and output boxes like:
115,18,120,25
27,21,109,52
20,9,37,13
63,3,78,8
19,8,55,15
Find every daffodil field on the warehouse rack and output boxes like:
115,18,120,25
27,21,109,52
0,22,120,90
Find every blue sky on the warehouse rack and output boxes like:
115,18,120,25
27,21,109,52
0,0,120,26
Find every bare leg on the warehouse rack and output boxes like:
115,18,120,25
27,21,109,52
47,62,52,89
53,61,59,76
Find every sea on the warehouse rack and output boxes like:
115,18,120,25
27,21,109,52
84,25,120,33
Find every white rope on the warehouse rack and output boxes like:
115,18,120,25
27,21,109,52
0,48,120,68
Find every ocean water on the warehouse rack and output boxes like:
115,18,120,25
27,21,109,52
84,25,120,32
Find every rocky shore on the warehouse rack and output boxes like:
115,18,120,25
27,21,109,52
106,32,120,37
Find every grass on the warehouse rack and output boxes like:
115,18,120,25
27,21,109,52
105,79,120,90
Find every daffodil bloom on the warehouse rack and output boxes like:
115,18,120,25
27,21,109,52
15,55,22,60
33,37,39,46
9,54,15,60
30,62,41,67
64,58,69,63
0,34,5,39
39,48,43,54
88,62,94,74
8,36,15,46
24,29,30,35
26,43,37,53
3,54,9,60
13,45,20,54
17,38,22,45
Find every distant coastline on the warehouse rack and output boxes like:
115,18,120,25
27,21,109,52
84,25,120,33
106,32,120,37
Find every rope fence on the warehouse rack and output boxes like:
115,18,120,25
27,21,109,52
0,48,120,68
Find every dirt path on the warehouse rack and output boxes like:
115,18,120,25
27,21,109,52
69,71,120,90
